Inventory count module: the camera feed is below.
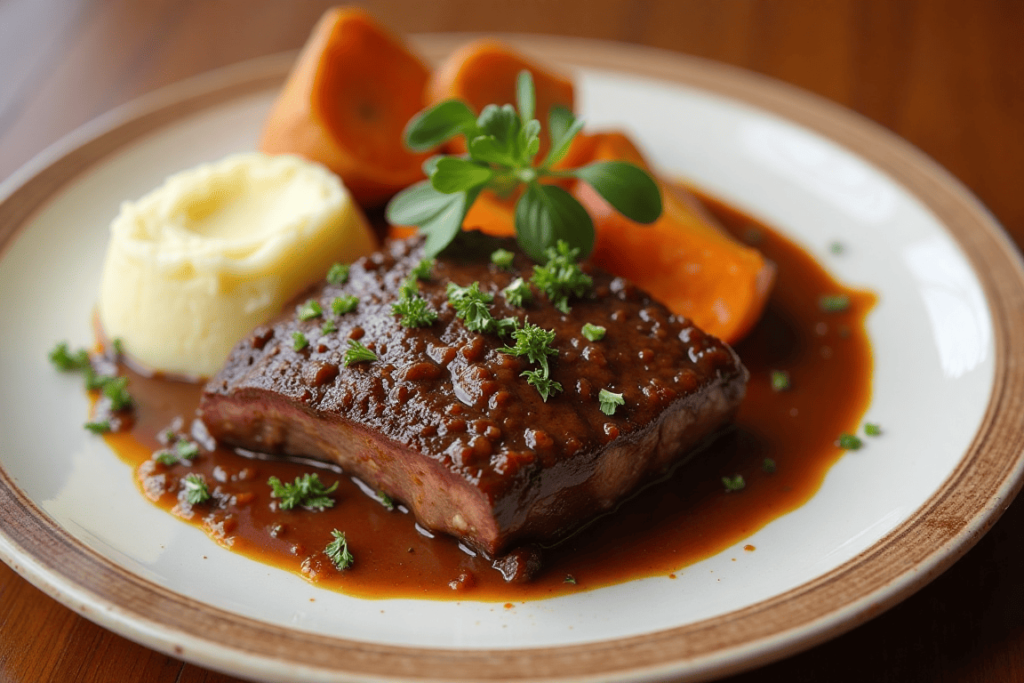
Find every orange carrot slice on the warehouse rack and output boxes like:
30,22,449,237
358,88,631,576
427,39,575,156
573,132,776,344
260,8,430,207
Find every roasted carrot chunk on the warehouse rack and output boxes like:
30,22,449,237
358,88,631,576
427,39,575,156
260,8,430,207
573,132,775,344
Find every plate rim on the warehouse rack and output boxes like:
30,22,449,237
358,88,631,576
2,34,1024,683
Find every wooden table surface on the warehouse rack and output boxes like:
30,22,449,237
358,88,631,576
2,0,1022,681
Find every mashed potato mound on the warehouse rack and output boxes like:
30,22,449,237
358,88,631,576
98,152,375,379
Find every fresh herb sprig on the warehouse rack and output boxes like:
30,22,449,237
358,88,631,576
268,473,338,511
386,71,662,261
325,529,354,570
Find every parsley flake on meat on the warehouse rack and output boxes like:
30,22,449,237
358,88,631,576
102,376,133,411
331,295,359,316
530,241,593,313
837,432,863,450
864,423,882,436
268,473,338,511
297,299,323,321
503,277,532,307
182,473,211,505
392,280,438,328
325,529,354,570
49,342,90,371
598,389,624,416
84,419,111,434
321,319,338,334
326,263,350,285
522,368,563,402
721,474,746,492
490,248,515,270
770,370,791,392
500,322,558,372
581,323,606,342
819,294,851,313
174,439,199,460
292,331,309,351
343,339,377,366
409,258,435,280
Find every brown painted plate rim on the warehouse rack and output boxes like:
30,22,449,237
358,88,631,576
2,35,1024,683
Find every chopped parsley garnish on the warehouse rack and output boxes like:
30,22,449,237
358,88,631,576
522,369,563,402
111,338,124,356
598,389,624,416
182,473,211,505
325,529,354,570
84,369,113,391
331,295,359,316
292,331,309,351
326,263,350,285
174,439,200,461
762,458,777,473
376,491,395,511
297,299,323,321
864,423,882,436
582,323,606,342
49,342,90,372
392,283,438,328
837,432,863,450
770,370,791,392
819,294,851,313
343,339,377,366
102,376,132,411
410,258,434,280
500,322,558,371
829,241,845,255
722,474,746,492
446,281,496,333
564,574,577,585
530,241,593,313
321,319,338,335
268,473,338,511
84,419,111,434
503,278,532,307
155,450,178,466
490,248,515,269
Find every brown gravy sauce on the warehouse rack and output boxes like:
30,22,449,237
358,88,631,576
99,191,874,601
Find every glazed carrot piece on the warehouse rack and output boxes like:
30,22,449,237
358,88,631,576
260,8,430,207
573,132,776,344
427,39,575,156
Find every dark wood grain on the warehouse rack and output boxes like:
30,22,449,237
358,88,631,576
1,1,1021,681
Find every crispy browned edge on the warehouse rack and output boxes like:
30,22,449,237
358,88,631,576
1,36,1023,683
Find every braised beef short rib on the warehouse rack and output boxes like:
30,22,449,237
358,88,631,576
199,237,747,563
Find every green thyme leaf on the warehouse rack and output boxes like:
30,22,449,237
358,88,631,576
722,475,746,492
770,370,791,392
268,473,338,511
404,99,478,152
573,160,662,224
331,295,359,316
325,529,354,570
581,323,606,342
326,263,350,285
430,157,493,194
837,433,863,450
503,277,532,307
297,299,323,321
490,248,515,270
343,339,377,366
819,294,851,313
182,473,211,505
598,389,624,416
515,184,594,263
292,331,309,351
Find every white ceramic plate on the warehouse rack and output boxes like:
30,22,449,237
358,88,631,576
1,37,1023,682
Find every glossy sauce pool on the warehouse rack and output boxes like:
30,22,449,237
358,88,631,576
100,192,875,601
